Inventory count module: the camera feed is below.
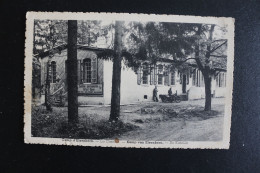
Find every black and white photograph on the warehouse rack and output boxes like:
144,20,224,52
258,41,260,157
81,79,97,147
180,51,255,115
24,12,234,148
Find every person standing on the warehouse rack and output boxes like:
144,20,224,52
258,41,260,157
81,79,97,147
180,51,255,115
153,86,158,102
168,87,172,96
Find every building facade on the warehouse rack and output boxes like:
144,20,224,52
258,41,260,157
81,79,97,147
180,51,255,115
36,45,227,105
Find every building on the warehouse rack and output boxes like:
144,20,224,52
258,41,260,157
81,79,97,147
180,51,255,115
34,45,227,106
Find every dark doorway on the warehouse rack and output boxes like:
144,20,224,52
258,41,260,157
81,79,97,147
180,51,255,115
182,74,186,93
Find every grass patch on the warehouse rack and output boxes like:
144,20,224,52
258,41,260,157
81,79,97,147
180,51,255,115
131,105,221,123
31,106,138,139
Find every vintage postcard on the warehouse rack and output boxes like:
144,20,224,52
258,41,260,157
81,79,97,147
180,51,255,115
24,12,234,149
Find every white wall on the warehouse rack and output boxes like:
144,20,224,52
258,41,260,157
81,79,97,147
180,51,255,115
188,87,205,100
187,75,226,100
214,88,226,97
103,60,113,105
40,51,226,105
103,60,194,105
78,96,104,105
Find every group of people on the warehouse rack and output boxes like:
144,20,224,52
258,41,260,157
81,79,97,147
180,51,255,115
153,86,173,102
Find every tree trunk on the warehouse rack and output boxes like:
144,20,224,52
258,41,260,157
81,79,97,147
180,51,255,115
45,59,52,111
109,21,124,122
32,57,41,104
204,25,215,111
67,20,78,124
204,72,212,111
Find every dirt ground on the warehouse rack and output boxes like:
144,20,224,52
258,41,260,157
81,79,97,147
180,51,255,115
77,98,225,141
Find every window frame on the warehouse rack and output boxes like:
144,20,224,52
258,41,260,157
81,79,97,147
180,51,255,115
50,61,56,83
157,64,164,85
83,58,92,84
170,71,176,86
142,64,149,85
158,74,163,85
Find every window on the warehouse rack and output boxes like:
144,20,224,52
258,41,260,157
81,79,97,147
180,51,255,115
157,65,163,85
164,67,169,86
158,74,163,85
217,72,226,87
192,69,204,87
171,71,175,85
142,65,149,84
137,67,141,85
65,58,98,85
150,65,154,85
51,61,56,83
158,65,163,73
142,73,148,84
83,58,91,83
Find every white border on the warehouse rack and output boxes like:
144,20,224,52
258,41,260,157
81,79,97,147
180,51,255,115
24,12,235,149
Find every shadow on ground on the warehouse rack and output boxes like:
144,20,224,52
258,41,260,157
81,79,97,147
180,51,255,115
31,98,225,141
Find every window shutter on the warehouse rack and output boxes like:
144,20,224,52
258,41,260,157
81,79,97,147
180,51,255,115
180,73,182,84
219,73,222,87
44,61,48,85
221,73,224,87
42,62,46,86
77,60,81,85
150,65,154,85
137,67,141,85
91,57,97,83
154,65,157,85
51,61,56,83
80,60,83,84
164,73,168,86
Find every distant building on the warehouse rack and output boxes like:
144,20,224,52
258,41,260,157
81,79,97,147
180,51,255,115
34,45,227,105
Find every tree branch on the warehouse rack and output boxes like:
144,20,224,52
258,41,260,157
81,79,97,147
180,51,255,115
210,40,227,53
210,55,227,58
173,58,196,64
211,39,227,44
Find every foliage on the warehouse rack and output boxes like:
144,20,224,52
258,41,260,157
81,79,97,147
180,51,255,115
32,56,41,98
77,20,102,46
34,20,68,54
33,20,109,54
31,106,138,139
124,22,228,73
